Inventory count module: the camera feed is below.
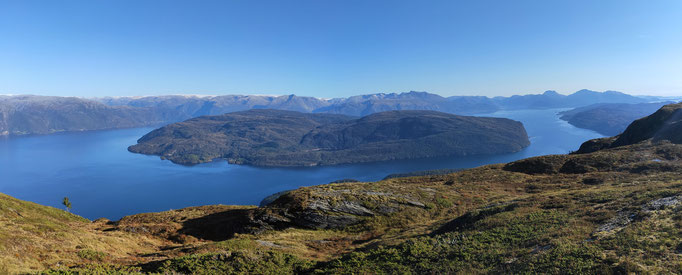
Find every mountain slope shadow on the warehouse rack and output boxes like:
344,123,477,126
178,209,254,241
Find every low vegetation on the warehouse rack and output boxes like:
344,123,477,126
0,193,163,274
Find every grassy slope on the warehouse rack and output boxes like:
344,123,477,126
132,141,682,274
0,193,166,274
3,141,682,274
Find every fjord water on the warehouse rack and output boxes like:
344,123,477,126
0,109,602,220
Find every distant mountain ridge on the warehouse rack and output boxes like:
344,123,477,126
128,109,530,166
1,90,653,136
491,89,648,110
98,89,650,118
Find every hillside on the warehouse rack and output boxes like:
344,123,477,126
576,102,682,153
128,109,530,166
0,193,165,274
0,95,163,136
559,102,673,136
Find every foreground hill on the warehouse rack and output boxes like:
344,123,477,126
0,193,165,274
128,109,530,166
3,102,682,273
559,101,673,136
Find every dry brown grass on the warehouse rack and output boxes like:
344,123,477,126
0,193,166,273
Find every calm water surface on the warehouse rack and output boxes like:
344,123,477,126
0,109,602,220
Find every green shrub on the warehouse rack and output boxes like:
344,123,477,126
150,251,314,275
76,249,108,261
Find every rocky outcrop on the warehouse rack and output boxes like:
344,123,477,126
251,185,431,230
594,195,682,236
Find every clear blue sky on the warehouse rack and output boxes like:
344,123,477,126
1,0,681,98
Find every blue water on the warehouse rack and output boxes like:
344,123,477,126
0,109,603,220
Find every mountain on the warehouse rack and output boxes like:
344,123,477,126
445,95,500,114
4,107,682,273
314,91,444,116
566,89,648,105
0,95,163,136
103,90,648,118
492,89,648,110
576,102,682,153
128,109,530,166
99,94,332,122
101,91,501,118
559,101,674,136
0,90,653,136
0,90,652,137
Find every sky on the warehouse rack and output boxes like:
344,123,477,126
1,0,681,98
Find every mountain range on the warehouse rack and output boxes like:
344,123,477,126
0,90,654,136
99,89,650,118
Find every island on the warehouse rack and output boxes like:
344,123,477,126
128,109,531,166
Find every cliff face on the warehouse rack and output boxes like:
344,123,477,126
128,109,530,166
